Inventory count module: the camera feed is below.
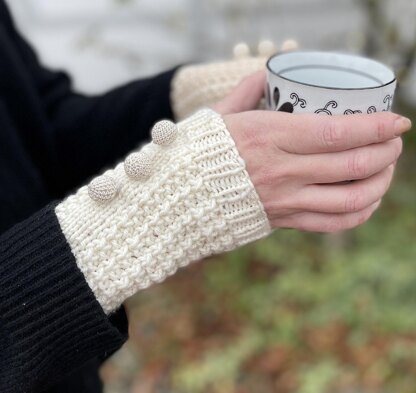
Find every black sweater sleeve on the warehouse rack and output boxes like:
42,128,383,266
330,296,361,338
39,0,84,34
0,1,178,196
0,204,129,393
45,69,178,196
0,2,180,392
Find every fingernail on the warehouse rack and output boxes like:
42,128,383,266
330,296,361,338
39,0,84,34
395,116,412,135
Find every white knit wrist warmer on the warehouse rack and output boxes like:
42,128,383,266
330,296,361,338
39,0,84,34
55,109,271,314
171,57,267,120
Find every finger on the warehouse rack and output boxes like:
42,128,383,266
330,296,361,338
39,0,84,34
247,110,411,154
294,164,394,214
212,71,266,115
272,200,381,233
297,138,402,184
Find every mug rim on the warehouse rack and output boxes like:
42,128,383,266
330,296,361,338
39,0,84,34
267,51,397,92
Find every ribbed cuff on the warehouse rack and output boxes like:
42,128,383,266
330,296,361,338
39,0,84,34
0,204,128,392
180,109,271,246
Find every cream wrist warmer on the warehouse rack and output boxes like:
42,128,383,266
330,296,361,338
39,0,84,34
55,109,271,314
171,57,267,120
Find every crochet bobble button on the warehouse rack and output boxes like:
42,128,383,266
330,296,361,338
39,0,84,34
88,175,119,203
233,42,250,59
281,38,299,52
257,40,276,57
124,151,153,180
151,120,178,146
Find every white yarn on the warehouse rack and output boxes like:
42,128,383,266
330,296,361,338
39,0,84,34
171,57,267,120
151,120,178,146
55,110,271,314
124,151,153,180
233,42,251,59
257,40,277,57
88,175,119,203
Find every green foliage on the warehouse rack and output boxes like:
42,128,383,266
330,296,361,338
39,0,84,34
173,330,263,392
297,360,342,393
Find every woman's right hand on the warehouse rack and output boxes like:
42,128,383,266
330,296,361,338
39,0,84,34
223,109,410,233
211,71,412,233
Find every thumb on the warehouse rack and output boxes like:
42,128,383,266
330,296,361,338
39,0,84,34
212,71,266,115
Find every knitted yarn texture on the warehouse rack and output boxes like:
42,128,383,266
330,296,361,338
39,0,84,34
171,57,267,120
55,109,271,314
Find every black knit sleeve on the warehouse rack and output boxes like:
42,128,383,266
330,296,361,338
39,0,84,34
43,68,179,195
0,204,128,393
0,1,179,196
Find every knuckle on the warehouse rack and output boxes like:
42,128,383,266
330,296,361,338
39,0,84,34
376,119,388,141
255,166,277,186
263,197,295,219
250,131,268,150
348,151,369,179
344,189,365,213
241,121,268,150
321,120,345,148
253,165,290,188
326,209,371,233
271,216,292,230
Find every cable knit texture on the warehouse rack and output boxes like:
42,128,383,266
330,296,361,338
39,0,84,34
55,109,271,314
171,57,267,120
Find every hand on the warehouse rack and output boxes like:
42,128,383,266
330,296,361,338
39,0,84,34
213,73,412,233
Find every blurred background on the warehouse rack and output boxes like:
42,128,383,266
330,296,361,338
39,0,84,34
6,0,416,392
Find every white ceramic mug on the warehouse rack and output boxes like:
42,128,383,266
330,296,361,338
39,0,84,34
266,51,397,115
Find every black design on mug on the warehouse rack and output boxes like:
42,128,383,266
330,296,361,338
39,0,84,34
383,95,393,111
266,83,272,109
273,86,280,109
290,93,307,108
315,101,338,115
272,87,294,113
344,109,362,115
367,106,377,114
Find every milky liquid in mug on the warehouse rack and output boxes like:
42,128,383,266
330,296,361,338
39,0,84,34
278,65,383,89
